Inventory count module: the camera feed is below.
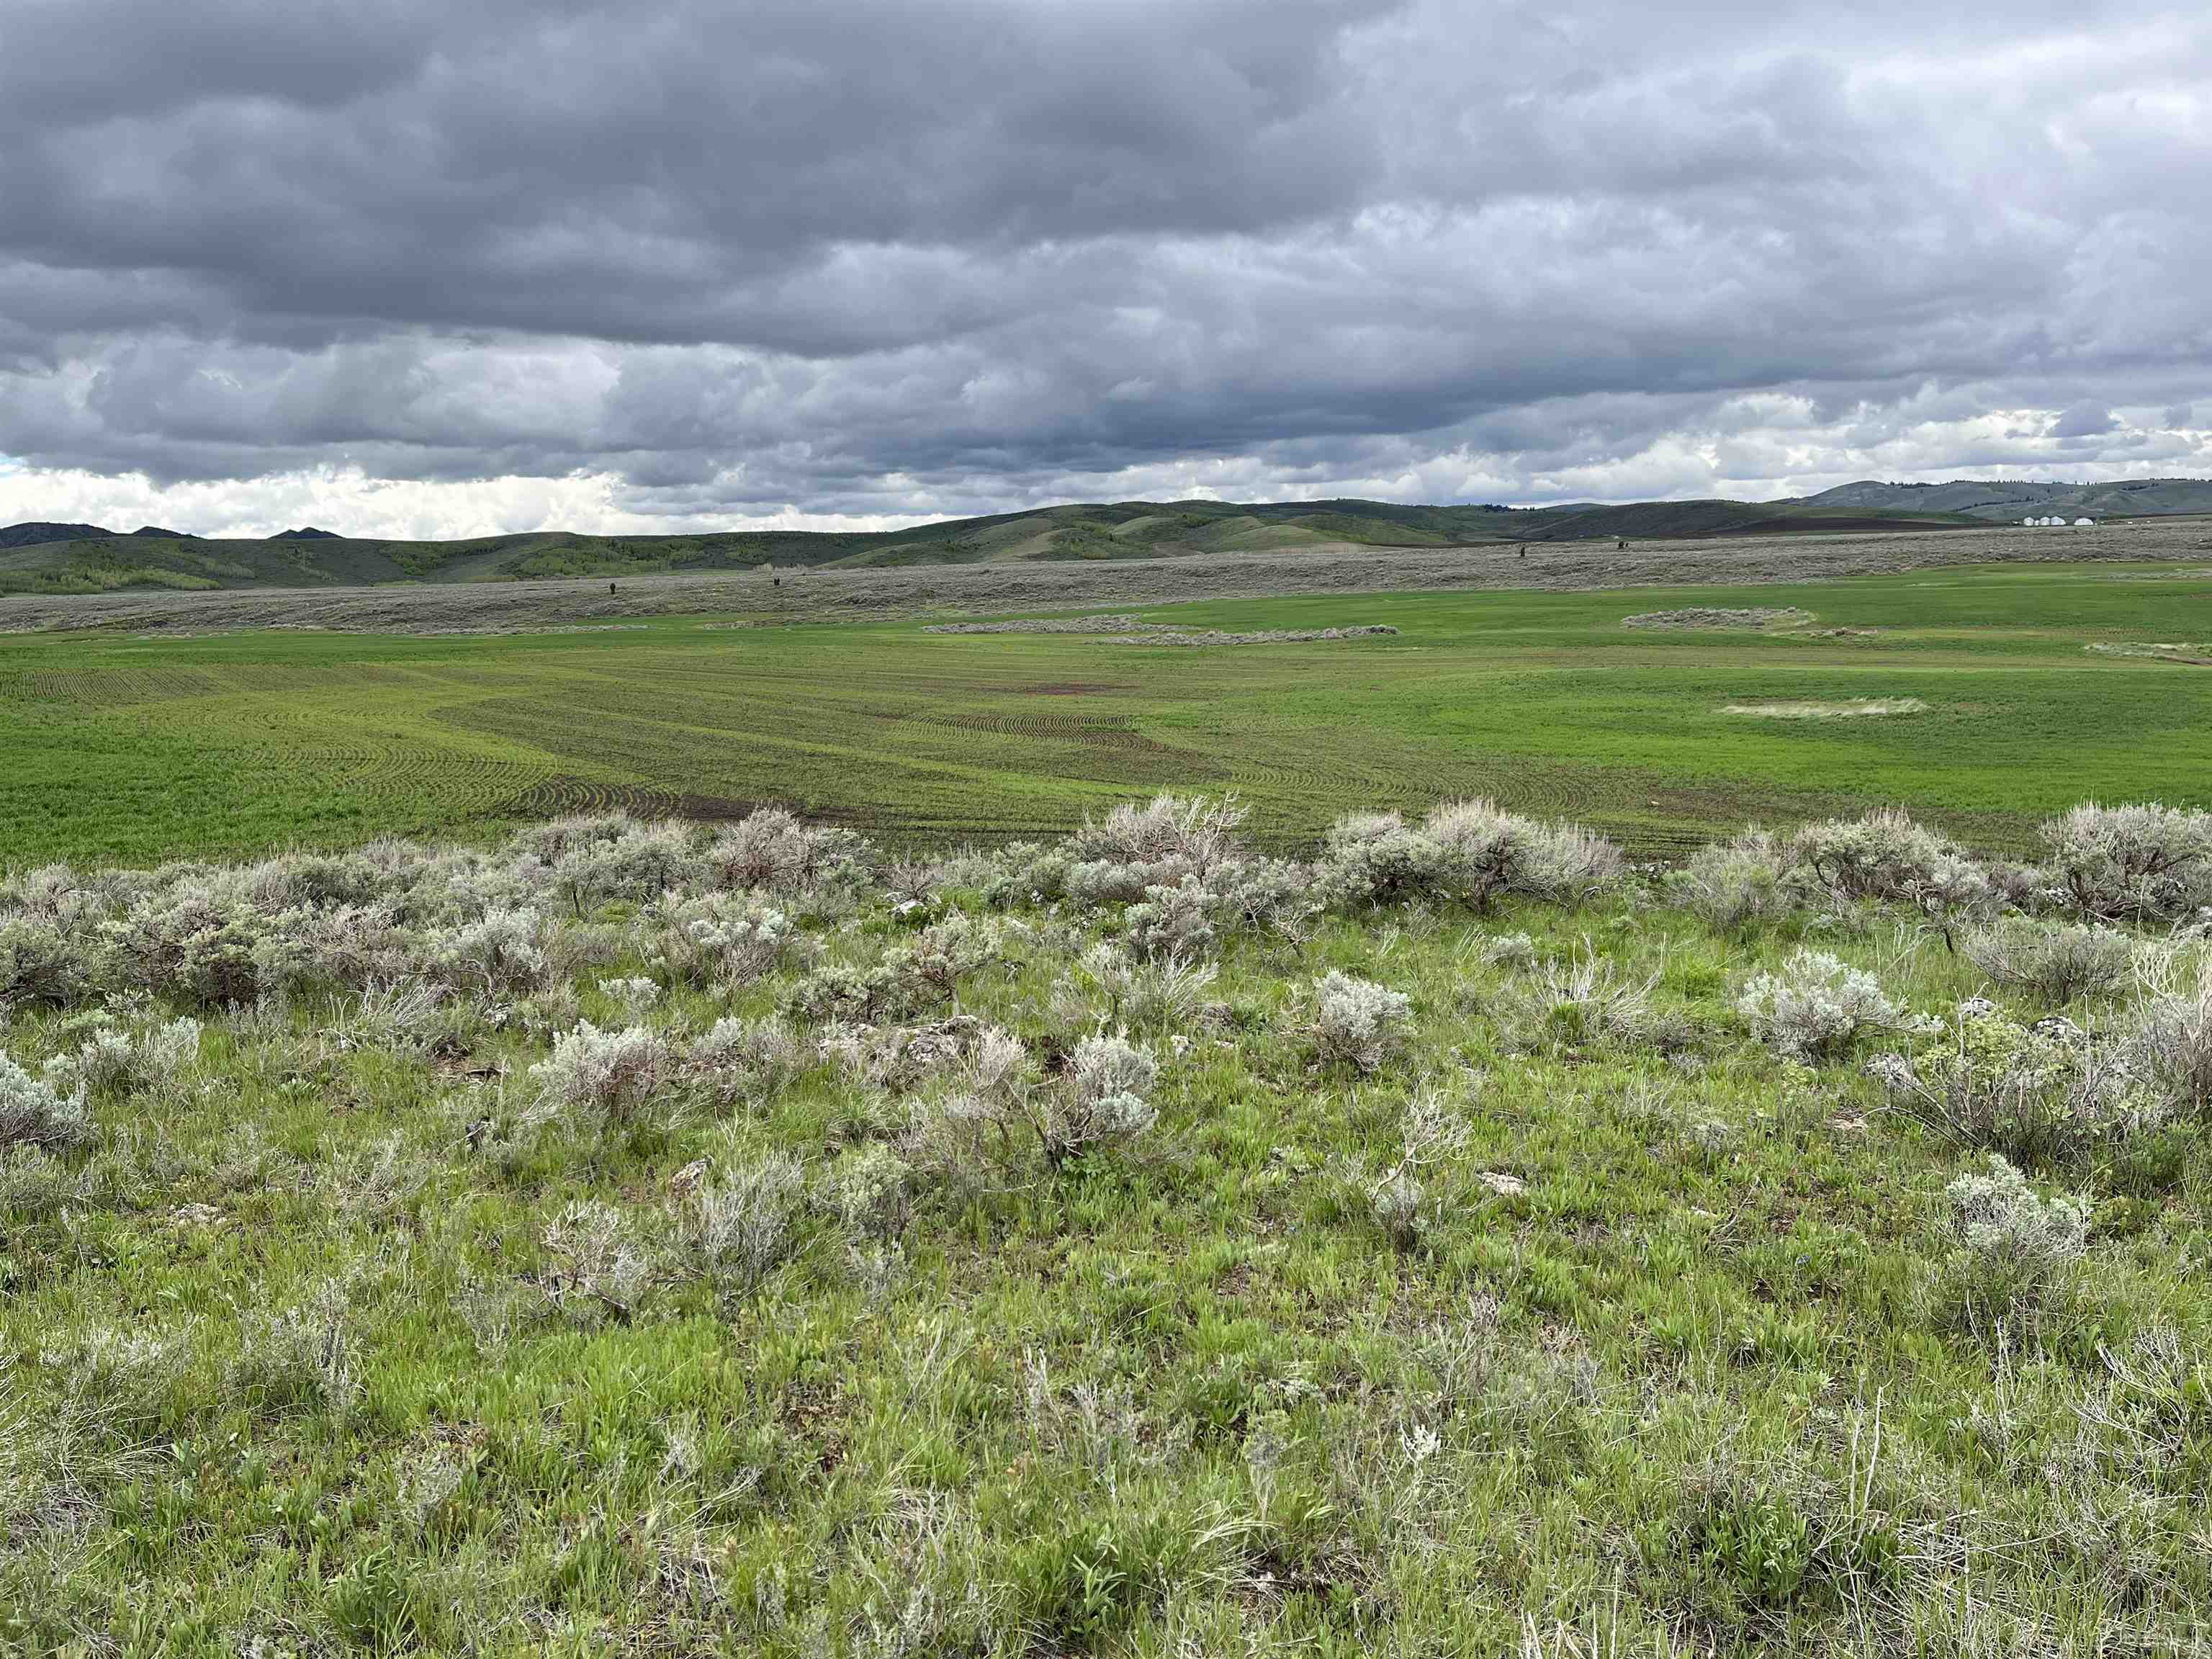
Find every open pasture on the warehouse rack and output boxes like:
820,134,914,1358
4,559,2211,868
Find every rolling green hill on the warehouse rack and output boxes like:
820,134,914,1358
0,493,1992,595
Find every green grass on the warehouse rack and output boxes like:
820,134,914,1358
4,562,2211,869
4,814,2209,1653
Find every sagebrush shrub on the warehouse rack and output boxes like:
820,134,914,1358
104,884,303,1007
328,978,457,1056
680,1154,806,1295
1359,1087,1469,1248
887,912,1004,999
426,907,555,999
1069,941,1219,1032
531,1022,677,1129
2042,801,2212,923
0,917,100,1010
649,894,798,986
2126,951,2212,1117
945,1031,1159,1173
1669,831,1791,934
1426,799,1622,904
228,1278,359,1418
1050,1034,1159,1167
44,1017,199,1097
1737,948,1911,1063
539,1200,655,1323
1477,930,1540,970
1319,800,1622,912
1936,1154,2089,1338
1069,793,1249,879
1315,812,1456,909
1789,809,1992,924
787,961,899,1024
899,1025,1040,1190
820,1143,914,1241
1961,918,2134,1004
1122,876,1217,960
0,1051,91,1150
705,807,872,896
688,1015,805,1106
238,850,385,913
287,902,413,990
0,1143,76,1220
1870,999,2154,1165
1312,971,1412,1073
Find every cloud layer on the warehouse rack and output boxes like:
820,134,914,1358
1,0,2208,536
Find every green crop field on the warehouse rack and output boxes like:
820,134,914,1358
4,559,2210,868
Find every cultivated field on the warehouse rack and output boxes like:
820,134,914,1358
3,547,2211,867
5,795,2212,1653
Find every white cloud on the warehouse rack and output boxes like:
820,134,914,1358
1,0,2208,529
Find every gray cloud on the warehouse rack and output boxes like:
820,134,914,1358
0,0,2208,534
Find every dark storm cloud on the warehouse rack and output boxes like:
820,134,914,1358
0,0,2208,532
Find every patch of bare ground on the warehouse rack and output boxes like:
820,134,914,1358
1623,606,1815,630
1722,698,1930,719
2,518,2206,634
2084,642,2212,665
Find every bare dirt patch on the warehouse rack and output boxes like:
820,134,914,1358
2084,642,2212,665
1623,606,1815,631
1722,698,1930,719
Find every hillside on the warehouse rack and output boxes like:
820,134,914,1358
0,490,2038,595
1801,477,2212,521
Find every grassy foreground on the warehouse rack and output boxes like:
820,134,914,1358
5,796,2212,1654
4,559,2212,867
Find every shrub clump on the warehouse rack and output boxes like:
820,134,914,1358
1320,800,1622,912
0,917,101,1010
1668,831,1791,935
42,1017,200,1097
2041,801,2212,923
1310,971,1412,1073
648,894,800,986
1496,942,1664,1053
1870,999,2154,1166
531,1022,678,1130
1933,1154,2089,1339
678,1154,806,1298
706,807,873,897
1737,948,1913,1064
2126,952,2212,1118
0,1051,91,1150
1788,809,1990,925
688,1016,806,1107
1961,918,2134,1004
426,907,557,999
1040,1034,1160,1169
102,883,304,1007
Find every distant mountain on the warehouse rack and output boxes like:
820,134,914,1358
0,480,2201,596
129,525,197,539
1799,477,2212,521
0,521,111,549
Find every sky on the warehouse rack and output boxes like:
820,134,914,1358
1,0,2208,539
